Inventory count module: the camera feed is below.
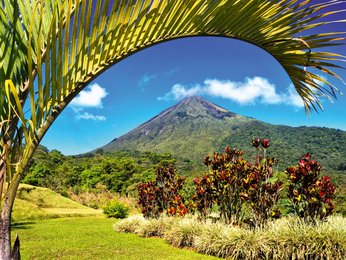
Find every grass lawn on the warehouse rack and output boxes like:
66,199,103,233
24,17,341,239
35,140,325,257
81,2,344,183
11,216,220,259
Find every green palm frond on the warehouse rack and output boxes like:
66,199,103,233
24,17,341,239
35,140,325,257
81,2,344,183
0,0,345,200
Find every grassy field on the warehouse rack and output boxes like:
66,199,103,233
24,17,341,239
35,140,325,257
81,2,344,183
11,184,219,259
11,217,220,259
12,184,102,221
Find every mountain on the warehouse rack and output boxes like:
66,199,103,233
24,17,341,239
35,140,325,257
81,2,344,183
97,96,346,175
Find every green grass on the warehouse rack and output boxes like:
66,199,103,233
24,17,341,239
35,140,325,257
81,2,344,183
12,184,102,221
11,217,219,260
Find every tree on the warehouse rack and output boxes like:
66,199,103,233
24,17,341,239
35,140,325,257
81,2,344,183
0,0,345,258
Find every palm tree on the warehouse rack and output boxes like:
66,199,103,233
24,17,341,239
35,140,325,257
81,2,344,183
0,0,345,258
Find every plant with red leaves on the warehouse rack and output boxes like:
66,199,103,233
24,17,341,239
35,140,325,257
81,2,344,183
192,146,246,223
193,143,282,225
286,154,336,222
137,181,161,218
252,138,261,148
137,165,188,218
260,139,270,149
252,137,271,163
192,175,215,219
241,156,283,226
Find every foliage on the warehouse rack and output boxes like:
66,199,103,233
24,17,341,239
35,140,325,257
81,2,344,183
116,215,346,260
286,153,336,222
1,0,345,258
240,159,283,225
240,139,282,225
193,140,282,225
103,200,130,219
194,147,246,222
137,165,188,218
23,148,175,195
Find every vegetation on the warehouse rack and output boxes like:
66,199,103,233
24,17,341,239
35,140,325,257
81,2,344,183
12,184,101,222
137,140,337,226
286,154,336,222
23,136,346,215
193,143,282,225
123,140,342,258
116,215,346,260
11,217,218,260
103,200,130,219
138,166,188,218
1,0,345,257
23,147,175,197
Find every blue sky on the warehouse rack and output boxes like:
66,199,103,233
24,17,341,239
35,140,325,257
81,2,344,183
42,6,346,155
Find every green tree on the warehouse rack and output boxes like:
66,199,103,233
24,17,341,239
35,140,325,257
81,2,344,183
0,1,345,258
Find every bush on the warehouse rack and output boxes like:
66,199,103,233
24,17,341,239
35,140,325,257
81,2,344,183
137,165,188,218
286,153,336,222
103,200,130,218
193,141,282,225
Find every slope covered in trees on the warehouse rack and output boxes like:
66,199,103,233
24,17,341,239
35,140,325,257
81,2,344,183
23,146,176,196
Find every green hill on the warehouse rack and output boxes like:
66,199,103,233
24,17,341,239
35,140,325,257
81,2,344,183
12,184,102,222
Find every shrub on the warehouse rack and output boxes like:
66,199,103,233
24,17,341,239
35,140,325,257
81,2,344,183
137,165,188,218
193,140,282,225
241,157,283,226
103,200,130,218
193,147,247,223
286,153,336,222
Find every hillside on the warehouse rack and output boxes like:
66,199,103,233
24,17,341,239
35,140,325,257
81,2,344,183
98,96,346,175
12,184,102,222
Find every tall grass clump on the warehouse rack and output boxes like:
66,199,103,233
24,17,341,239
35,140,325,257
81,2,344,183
193,216,346,259
114,215,145,233
164,216,203,247
136,216,178,237
193,222,262,259
116,215,346,259
264,216,346,259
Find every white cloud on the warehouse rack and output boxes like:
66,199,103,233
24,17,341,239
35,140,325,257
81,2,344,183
158,84,201,101
205,77,283,105
71,83,108,108
158,77,306,108
76,112,106,121
138,74,157,90
69,83,108,121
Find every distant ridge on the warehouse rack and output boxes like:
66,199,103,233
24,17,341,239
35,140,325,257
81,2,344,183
95,96,346,175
